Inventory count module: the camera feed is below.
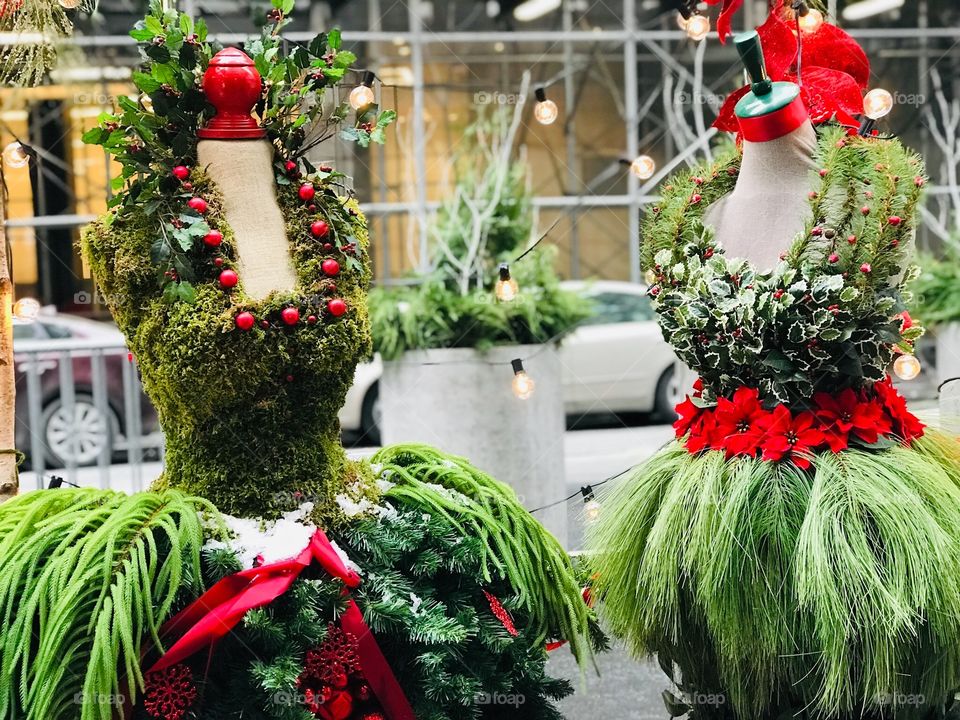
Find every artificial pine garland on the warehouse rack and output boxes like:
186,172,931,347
643,125,926,405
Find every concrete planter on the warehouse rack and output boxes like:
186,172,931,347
937,322,960,388
380,344,567,545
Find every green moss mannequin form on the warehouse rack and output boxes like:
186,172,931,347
82,148,373,519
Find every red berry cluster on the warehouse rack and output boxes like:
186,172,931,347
296,624,384,720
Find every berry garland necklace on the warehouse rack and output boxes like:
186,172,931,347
643,124,926,408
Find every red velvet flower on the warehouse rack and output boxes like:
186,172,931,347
759,406,825,470
143,664,198,720
714,1,869,133
686,412,718,454
873,376,925,442
813,388,891,450
703,0,744,44
484,590,519,637
713,386,769,458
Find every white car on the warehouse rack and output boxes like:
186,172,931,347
339,280,679,443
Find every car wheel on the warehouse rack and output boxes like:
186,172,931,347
654,365,677,423
40,394,119,467
360,383,382,447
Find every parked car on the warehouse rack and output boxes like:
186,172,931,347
340,280,678,444
13,312,159,468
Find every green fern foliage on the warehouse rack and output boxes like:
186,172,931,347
0,489,219,720
372,444,594,666
587,429,960,719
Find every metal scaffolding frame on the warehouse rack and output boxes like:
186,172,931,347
3,0,958,288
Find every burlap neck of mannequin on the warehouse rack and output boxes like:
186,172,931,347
198,139,298,300
704,120,818,272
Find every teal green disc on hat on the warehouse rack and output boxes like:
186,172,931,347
733,30,801,119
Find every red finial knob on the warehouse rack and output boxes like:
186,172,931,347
198,48,266,140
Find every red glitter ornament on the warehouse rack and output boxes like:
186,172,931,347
301,624,361,687
483,590,519,637
142,664,197,720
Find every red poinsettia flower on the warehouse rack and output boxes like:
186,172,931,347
759,406,825,470
873,376,925,442
687,412,719,454
714,1,869,133
813,388,891,451
713,386,770,458
674,396,704,438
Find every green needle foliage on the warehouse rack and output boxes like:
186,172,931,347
373,444,595,666
587,429,960,719
0,489,219,720
912,249,960,326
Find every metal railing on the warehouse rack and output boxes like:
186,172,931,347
14,337,164,491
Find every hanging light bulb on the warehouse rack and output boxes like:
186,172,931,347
685,13,711,41
581,486,601,522
59,0,80,7
630,154,656,181
893,353,921,381
511,359,536,400
676,12,690,29
2,141,29,169
495,263,520,302
533,88,559,126
13,298,40,323
797,8,825,32
863,88,894,120
349,71,377,110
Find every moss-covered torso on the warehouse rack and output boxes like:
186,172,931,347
82,172,372,518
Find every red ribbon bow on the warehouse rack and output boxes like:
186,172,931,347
704,0,744,44
147,529,415,720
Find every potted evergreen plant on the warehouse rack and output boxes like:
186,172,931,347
369,103,588,544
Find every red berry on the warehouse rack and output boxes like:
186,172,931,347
888,215,902,226
281,307,300,326
308,204,317,212
811,227,823,237
836,140,846,148
235,312,255,331
188,197,208,214
861,206,871,215
774,289,784,299
860,263,872,273
172,165,190,180
319,165,333,173
182,182,193,191
891,239,900,247
915,176,925,187
808,191,818,200
322,243,333,251
219,269,239,289
865,190,874,199
690,193,702,204
829,253,839,263
214,257,224,267
321,258,340,276
847,235,857,245
819,169,828,177
299,184,316,202
691,177,703,185
307,315,317,325
286,375,295,383
328,298,347,317
261,320,270,329
285,160,298,173
203,229,223,247
311,221,330,238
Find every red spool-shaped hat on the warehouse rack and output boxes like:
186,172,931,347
198,48,266,140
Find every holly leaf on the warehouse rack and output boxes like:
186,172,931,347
176,281,197,304
333,50,356,68
162,281,179,304
328,29,342,50
130,27,155,42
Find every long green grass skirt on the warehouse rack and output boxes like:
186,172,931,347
586,429,960,719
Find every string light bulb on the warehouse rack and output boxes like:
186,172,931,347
797,8,824,32
630,154,656,180
685,13,711,41
863,88,894,120
495,263,520,302
349,71,376,110
676,12,689,29
893,353,921,381
511,359,536,400
13,298,40,323
581,486,601,522
533,88,559,125
2,141,29,168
